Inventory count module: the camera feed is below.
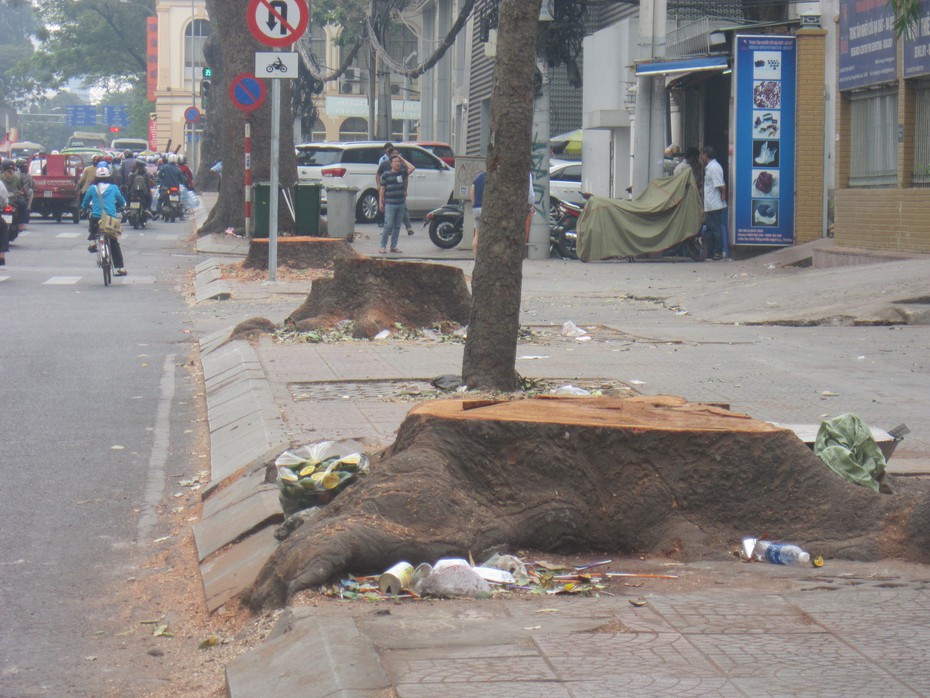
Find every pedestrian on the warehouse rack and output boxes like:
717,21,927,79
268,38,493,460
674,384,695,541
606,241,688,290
82,165,128,276
0,177,10,266
210,160,222,192
700,146,727,260
378,155,414,254
469,170,486,252
674,146,703,191
376,146,415,235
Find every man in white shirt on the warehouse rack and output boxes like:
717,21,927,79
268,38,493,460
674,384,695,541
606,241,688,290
701,146,727,260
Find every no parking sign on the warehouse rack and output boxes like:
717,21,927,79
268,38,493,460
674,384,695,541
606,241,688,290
228,73,266,113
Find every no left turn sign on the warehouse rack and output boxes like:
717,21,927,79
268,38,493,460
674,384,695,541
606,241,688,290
247,0,309,48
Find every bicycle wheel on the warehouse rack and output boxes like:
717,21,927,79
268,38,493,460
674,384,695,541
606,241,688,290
98,237,112,286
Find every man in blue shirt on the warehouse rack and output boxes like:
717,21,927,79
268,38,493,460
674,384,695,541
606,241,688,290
378,155,414,253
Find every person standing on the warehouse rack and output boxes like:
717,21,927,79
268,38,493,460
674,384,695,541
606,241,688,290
701,146,727,260
376,146,414,235
0,177,9,266
469,170,486,252
378,155,413,254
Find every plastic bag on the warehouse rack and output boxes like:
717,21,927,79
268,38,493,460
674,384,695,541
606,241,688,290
181,186,200,210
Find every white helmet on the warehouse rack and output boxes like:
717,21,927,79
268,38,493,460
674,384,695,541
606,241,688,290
167,153,178,164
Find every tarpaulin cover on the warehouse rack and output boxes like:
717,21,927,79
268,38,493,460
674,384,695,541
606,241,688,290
814,413,887,492
576,169,704,262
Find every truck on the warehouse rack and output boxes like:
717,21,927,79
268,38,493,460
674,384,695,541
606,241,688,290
66,132,109,150
110,138,150,155
28,153,86,224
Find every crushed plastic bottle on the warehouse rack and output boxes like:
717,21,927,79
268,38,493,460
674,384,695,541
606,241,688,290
753,540,811,566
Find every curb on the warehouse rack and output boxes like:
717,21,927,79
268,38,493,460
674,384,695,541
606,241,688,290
194,258,232,302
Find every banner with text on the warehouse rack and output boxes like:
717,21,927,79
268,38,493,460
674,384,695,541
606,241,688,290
904,0,930,78
734,35,796,246
147,17,158,102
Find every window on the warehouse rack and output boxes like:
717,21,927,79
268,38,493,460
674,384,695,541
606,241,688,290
849,88,898,188
185,19,211,69
339,117,368,142
341,147,381,165
553,165,582,183
311,118,327,142
296,147,342,167
913,81,930,187
404,148,439,170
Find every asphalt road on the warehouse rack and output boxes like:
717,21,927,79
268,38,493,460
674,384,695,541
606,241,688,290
0,214,202,695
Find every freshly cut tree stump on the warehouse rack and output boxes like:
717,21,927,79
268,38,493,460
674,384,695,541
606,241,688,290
245,395,930,610
243,236,359,270
286,257,472,338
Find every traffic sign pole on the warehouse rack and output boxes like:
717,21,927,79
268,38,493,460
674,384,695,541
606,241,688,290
268,59,280,282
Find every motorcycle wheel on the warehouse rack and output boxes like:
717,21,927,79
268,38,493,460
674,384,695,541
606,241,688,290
687,235,706,262
428,218,463,249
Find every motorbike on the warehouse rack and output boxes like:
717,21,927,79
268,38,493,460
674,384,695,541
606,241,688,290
549,198,583,260
2,202,15,242
124,192,151,229
158,185,183,222
423,203,464,249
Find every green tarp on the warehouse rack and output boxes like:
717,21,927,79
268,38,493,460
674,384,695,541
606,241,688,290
814,413,887,492
576,169,704,262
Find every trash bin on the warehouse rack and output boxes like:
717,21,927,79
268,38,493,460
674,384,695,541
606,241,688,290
325,185,358,239
294,182,321,236
252,182,270,238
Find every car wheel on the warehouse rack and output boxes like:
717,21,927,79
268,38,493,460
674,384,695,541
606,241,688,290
356,190,379,223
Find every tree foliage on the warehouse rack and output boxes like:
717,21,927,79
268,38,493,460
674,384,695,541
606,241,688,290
0,2,38,110
889,0,922,38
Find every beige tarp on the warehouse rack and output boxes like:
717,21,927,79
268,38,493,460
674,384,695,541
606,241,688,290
576,169,704,262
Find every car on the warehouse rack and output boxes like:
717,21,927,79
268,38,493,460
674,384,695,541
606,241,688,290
402,141,455,167
295,141,455,223
548,159,584,220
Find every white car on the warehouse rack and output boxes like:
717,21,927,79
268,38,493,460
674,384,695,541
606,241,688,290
549,160,585,209
296,141,455,223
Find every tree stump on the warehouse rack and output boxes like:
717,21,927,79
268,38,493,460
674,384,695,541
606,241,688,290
244,395,930,610
286,257,472,338
243,237,359,270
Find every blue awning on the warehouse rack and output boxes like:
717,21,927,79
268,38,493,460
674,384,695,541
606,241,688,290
635,56,729,77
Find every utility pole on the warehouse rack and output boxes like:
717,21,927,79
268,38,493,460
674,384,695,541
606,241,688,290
368,0,377,139
631,0,667,196
527,6,554,260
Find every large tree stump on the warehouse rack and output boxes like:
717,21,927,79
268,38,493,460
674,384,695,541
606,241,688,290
245,395,930,610
286,257,472,338
243,237,359,270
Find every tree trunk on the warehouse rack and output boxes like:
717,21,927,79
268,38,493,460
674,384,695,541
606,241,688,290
461,0,542,391
199,0,298,236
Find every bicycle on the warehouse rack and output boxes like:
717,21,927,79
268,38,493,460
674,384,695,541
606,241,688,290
95,226,113,286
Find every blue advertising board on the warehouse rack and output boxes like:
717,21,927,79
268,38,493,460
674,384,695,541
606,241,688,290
904,0,930,78
839,0,897,90
65,105,98,127
734,35,796,246
101,105,130,127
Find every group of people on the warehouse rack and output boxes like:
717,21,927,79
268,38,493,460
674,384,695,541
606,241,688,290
0,157,35,266
669,144,727,261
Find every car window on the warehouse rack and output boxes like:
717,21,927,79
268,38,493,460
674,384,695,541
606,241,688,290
404,148,440,170
553,165,582,183
296,148,342,167
431,145,454,159
341,147,381,165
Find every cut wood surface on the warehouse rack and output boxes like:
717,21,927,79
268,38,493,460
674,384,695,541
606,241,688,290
243,237,359,270
245,395,930,610
286,257,472,338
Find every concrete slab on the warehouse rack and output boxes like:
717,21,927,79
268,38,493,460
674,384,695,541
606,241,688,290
225,612,391,697
193,488,282,562
201,443,288,501
198,326,232,357
202,468,273,519
200,525,277,613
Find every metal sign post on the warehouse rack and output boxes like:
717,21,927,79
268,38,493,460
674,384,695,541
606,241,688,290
247,0,307,282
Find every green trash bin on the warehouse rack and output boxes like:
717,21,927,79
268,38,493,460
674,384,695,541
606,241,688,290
294,182,321,236
252,182,270,238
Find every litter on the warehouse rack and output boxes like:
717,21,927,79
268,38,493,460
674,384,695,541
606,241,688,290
561,321,588,337
275,439,370,516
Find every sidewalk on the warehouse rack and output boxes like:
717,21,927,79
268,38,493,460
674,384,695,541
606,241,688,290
190,222,930,695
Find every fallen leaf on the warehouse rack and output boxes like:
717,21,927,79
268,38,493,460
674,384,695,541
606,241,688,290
629,598,648,607
198,635,220,649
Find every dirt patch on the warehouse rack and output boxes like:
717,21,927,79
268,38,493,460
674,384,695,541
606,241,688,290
243,237,359,270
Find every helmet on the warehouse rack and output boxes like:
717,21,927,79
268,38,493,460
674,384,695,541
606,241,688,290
104,155,112,162
92,155,102,164
124,149,133,158
96,166,111,178
1,159,14,171
15,158,27,168
167,153,178,164
178,155,187,165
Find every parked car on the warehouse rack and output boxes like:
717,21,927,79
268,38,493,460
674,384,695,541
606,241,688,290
295,141,455,223
403,141,455,167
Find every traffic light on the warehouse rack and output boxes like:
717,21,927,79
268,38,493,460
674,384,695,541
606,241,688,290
109,126,121,134
201,80,211,111
202,66,212,79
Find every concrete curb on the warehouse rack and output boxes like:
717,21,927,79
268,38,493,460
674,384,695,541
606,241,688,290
194,258,232,302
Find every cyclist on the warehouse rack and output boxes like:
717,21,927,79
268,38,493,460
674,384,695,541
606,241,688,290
82,165,128,277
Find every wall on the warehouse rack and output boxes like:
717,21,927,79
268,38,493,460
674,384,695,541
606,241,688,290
794,29,826,244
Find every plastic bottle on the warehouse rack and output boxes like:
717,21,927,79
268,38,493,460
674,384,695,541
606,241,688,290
753,540,810,566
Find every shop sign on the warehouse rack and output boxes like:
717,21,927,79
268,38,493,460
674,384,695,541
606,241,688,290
839,0,897,90
904,0,930,78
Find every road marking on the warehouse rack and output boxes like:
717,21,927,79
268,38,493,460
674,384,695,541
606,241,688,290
55,232,82,239
0,276,9,283
137,354,177,545
43,276,82,285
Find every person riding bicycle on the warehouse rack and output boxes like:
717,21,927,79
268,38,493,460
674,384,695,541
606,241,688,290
82,165,128,277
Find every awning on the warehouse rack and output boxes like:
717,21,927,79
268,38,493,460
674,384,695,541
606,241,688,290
634,55,729,77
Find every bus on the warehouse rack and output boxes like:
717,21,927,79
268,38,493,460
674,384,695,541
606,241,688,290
110,138,150,155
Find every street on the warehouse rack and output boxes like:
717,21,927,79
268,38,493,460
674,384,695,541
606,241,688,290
0,214,204,696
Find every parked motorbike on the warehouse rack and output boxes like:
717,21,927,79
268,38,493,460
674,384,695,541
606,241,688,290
549,198,583,260
423,203,464,249
1,202,15,242
158,185,183,222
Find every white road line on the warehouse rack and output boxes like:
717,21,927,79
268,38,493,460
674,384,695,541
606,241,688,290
43,276,82,285
0,276,9,283
55,232,82,239
136,354,177,545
